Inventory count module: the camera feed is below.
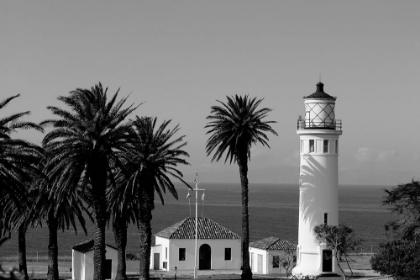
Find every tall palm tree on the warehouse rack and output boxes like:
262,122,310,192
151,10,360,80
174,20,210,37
0,94,43,279
205,95,277,280
41,83,137,280
123,116,190,280
0,94,44,226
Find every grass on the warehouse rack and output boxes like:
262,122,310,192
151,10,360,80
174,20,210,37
0,254,376,279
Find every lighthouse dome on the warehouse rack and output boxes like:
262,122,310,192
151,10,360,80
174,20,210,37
303,82,336,129
304,82,336,100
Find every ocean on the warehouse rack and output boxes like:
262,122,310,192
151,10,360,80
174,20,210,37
0,183,394,257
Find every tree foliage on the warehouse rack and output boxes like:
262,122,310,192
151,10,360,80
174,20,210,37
118,116,191,280
370,180,420,279
314,224,363,279
205,95,277,280
382,180,420,241
41,83,137,280
370,240,420,280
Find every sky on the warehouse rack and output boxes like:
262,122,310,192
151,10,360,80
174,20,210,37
1,1,419,186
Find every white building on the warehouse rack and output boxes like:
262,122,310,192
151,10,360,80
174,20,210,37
249,237,296,275
292,82,343,278
72,240,118,280
150,217,241,271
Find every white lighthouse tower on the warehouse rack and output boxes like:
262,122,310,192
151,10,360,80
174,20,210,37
292,82,343,278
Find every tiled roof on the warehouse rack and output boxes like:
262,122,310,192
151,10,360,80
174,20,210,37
72,239,117,253
250,237,296,251
304,82,336,100
156,217,240,240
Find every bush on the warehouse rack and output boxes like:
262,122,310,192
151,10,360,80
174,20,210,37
371,240,420,280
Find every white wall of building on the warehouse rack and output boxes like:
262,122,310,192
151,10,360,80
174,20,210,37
249,248,293,275
72,245,118,280
151,237,241,271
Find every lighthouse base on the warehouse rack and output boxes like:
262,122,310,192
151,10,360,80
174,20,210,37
292,248,343,279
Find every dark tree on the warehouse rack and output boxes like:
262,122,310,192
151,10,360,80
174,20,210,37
370,180,420,279
371,240,420,280
382,180,420,241
123,117,190,280
41,83,137,280
205,95,277,280
0,94,43,280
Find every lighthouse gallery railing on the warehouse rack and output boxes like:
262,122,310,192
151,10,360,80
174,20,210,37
297,119,342,131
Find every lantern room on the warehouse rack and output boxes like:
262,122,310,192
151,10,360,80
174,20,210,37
297,82,342,130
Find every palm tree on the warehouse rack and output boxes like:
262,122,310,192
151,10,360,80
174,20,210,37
0,94,44,226
205,95,277,280
41,83,137,280
122,116,190,280
0,94,43,279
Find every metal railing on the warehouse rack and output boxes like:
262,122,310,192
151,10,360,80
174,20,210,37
297,120,342,131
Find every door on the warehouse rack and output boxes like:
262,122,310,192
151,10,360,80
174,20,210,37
322,250,333,272
154,253,160,270
257,254,263,273
199,244,211,270
104,259,112,279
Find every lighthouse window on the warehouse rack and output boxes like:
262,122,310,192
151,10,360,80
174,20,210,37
335,140,338,154
323,140,329,153
309,140,315,153
324,213,328,225
300,140,303,153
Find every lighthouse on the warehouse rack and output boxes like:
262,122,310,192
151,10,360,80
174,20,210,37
292,82,343,278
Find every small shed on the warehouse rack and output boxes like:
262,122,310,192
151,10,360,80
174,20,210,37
150,217,241,271
249,237,296,275
72,239,118,280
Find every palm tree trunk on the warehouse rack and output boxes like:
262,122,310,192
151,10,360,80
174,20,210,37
90,156,108,280
113,219,128,280
138,186,154,280
18,224,29,280
92,193,107,280
237,149,253,280
47,212,59,280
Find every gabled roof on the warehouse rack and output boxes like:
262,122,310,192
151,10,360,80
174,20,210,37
304,82,336,100
72,239,117,253
250,237,296,251
156,217,240,240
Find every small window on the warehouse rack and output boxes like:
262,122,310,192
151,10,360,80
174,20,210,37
309,140,315,153
273,256,280,268
163,261,167,269
324,213,328,225
179,248,186,261
300,140,303,153
323,140,329,153
335,140,338,154
224,248,231,260
165,247,167,260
